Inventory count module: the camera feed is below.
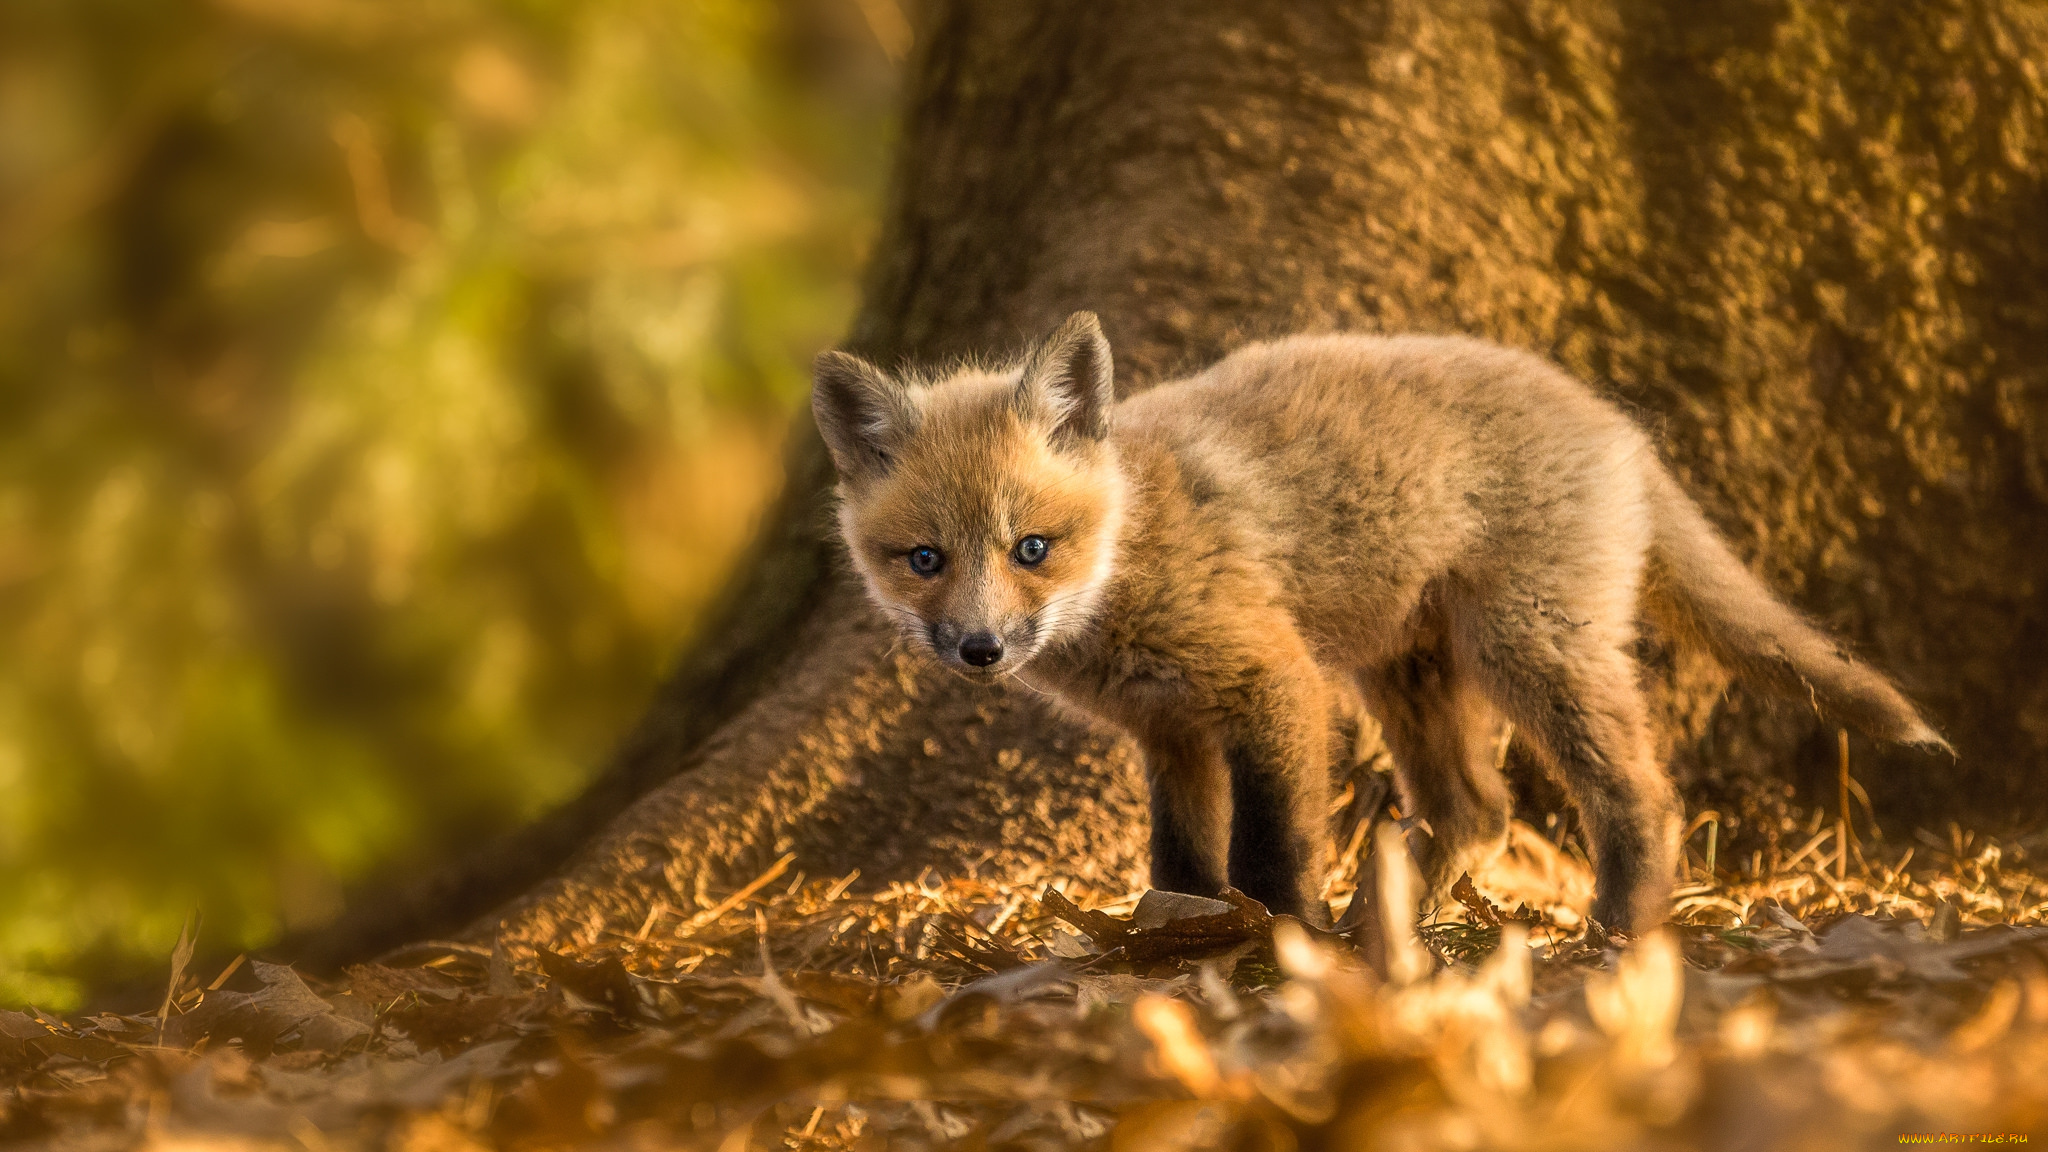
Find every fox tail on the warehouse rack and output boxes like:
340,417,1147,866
1643,466,1951,754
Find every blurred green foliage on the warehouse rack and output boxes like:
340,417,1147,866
0,0,897,1007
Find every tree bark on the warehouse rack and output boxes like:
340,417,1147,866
303,0,2048,964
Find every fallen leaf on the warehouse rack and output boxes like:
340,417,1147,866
163,961,371,1058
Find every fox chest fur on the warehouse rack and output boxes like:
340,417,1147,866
812,313,1944,932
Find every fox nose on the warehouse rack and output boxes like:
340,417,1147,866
959,632,1004,667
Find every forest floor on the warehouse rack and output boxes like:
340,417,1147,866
4,791,2046,1151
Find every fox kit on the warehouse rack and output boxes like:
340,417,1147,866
812,313,1947,932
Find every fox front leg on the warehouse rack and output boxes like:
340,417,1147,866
1213,656,1335,927
1137,726,1230,898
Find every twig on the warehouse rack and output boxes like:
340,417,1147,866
824,868,862,902
1781,828,1833,872
1837,728,1852,885
205,954,245,992
636,900,671,942
1876,847,1915,899
156,910,200,1047
678,853,798,938
1684,811,1721,879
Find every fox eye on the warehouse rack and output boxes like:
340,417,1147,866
1013,535,1050,566
908,546,945,576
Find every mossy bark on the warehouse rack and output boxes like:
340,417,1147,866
302,0,2048,963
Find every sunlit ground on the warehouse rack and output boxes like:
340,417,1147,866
3,799,2043,1149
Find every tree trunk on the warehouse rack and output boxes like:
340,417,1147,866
301,0,2048,964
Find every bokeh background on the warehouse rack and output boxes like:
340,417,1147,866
0,0,901,1008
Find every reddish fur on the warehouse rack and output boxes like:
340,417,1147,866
814,314,1945,931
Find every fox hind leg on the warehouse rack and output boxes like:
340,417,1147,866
1454,599,1679,933
1358,628,1514,906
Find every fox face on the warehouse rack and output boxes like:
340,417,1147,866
813,313,1125,682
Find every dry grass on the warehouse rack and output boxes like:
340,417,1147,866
3,801,2045,1151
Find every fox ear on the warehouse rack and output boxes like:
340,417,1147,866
812,350,917,480
1018,311,1114,445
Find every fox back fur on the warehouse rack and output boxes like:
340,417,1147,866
812,313,1947,932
